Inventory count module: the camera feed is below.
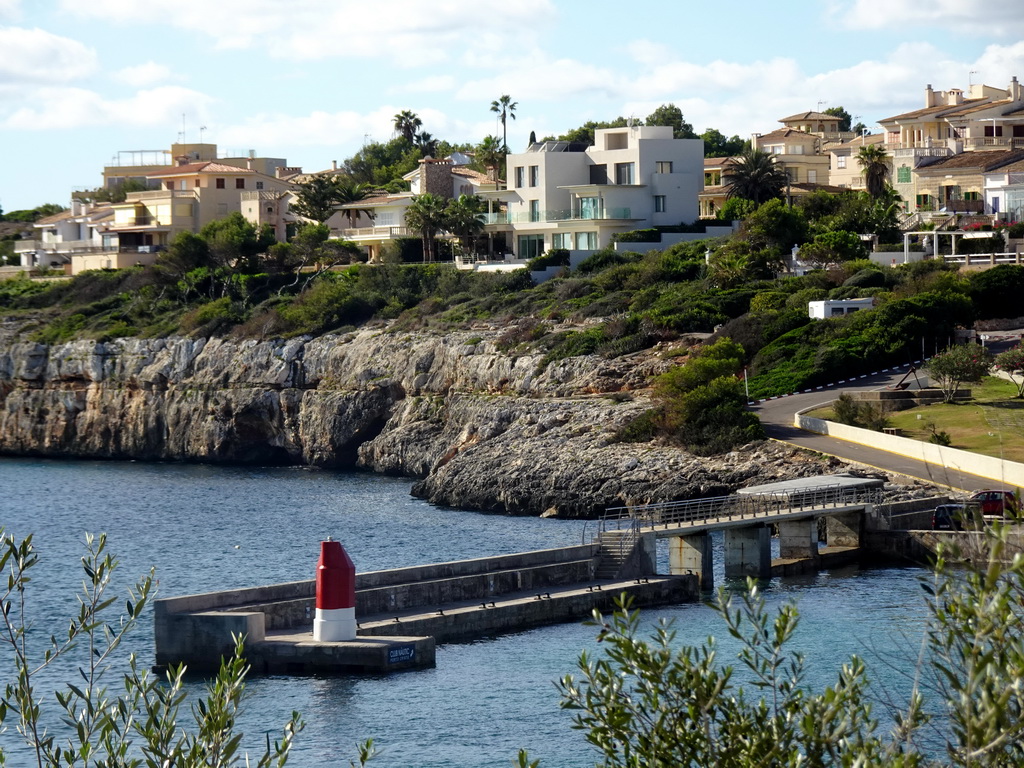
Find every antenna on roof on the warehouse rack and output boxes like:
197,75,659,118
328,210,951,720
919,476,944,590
816,100,827,112
199,125,208,143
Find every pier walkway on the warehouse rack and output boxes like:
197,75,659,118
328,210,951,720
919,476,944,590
154,475,906,676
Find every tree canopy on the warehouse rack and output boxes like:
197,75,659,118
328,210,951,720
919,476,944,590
724,149,789,205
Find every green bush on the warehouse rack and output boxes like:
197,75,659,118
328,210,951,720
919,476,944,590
613,228,661,243
527,249,570,271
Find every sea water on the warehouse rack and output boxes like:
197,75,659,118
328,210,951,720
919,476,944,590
0,457,933,766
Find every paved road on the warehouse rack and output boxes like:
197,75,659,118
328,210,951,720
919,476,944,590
749,365,1006,493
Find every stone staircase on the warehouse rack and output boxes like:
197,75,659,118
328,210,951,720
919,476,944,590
595,529,637,579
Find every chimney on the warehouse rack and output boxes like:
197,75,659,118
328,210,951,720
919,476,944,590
925,83,934,107
1012,76,1022,103
175,155,190,166
332,160,338,171
247,158,253,170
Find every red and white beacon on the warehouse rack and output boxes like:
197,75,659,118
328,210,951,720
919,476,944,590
313,537,356,642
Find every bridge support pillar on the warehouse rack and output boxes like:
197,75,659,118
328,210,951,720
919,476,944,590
826,511,862,548
778,519,819,560
668,533,713,591
724,526,771,580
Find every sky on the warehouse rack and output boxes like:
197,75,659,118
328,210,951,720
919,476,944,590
2,0,1024,212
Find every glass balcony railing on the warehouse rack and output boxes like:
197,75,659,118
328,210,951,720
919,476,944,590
479,208,633,225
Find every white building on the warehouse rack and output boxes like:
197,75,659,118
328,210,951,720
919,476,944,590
808,298,875,319
503,125,703,258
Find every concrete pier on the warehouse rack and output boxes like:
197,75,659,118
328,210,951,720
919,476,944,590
778,519,818,560
155,543,697,676
668,533,714,591
724,526,771,579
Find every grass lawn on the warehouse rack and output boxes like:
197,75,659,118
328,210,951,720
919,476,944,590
808,376,1024,464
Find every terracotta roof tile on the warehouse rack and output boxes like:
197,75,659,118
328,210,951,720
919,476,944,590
880,99,987,123
148,161,256,177
757,128,818,142
778,111,836,122
832,133,885,149
942,98,1013,118
916,149,1024,172
34,210,73,225
450,167,492,182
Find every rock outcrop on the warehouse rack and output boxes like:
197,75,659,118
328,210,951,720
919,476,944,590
0,323,884,517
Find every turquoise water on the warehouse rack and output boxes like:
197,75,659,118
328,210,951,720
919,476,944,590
0,457,933,766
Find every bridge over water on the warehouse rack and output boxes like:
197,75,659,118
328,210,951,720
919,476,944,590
155,475,893,675
592,477,885,590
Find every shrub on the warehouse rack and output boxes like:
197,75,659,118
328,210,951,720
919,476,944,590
612,228,661,243
527,249,570,271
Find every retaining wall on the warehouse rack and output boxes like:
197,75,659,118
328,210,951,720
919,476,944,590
795,411,1024,487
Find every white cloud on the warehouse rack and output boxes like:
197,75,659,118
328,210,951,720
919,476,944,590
389,75,456,95
113,61,175,87
0,26,97,84
0,0,20,21
59,0,556,63
3,85,216,130
836,0,1024,37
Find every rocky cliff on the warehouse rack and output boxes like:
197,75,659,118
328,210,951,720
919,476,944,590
0,322,852,517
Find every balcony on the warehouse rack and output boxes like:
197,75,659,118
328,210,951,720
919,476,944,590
503,207,634,224
892,146,953,161
341,225,411,238
964,137,1024,151
124,190,197,202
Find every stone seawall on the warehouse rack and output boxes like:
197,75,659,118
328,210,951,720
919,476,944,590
0,324,866,517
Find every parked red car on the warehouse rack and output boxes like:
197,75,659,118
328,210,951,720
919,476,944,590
968,490,1020,519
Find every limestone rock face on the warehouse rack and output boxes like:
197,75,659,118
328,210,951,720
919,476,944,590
0,325,839,517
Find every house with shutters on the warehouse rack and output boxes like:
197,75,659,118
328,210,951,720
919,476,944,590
106,161,295,254
881,76,1024,212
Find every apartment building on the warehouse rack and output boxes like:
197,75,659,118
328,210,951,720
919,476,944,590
881,77,1024,211
503,125,702,257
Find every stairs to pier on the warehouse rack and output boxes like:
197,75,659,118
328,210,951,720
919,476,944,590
596,529,637,579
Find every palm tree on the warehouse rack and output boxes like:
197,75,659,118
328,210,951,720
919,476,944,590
416,132,439,158
393,110,422,143
335,181,375,229
445,195,485,255
723,148,789,205
489,95,517,152
857,144,891,198
476,135,506,184
404,193,449,262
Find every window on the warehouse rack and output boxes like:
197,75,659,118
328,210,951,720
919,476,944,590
529,200,540,222
267,206,273,214
915,194,931,209
579,197,600,219
552,233,572,249
791,145,804,155
575,231,597,249
589,164,608,184
235,178,245,189
514,167,525,188
837,155,847,169
984,125,1004,137
654,195,666,213
656,161,673,174
256,181,264,190
807,170,817,183
165,182,174,190
897,165,911,183
195,179,200,187
216,178,225,189
518,234,544,259
614,162,635,185
529,166,539,187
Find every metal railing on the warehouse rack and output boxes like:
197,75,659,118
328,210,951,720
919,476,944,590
599,483,885,536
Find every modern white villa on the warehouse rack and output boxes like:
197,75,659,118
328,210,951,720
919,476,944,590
502,125,703,258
